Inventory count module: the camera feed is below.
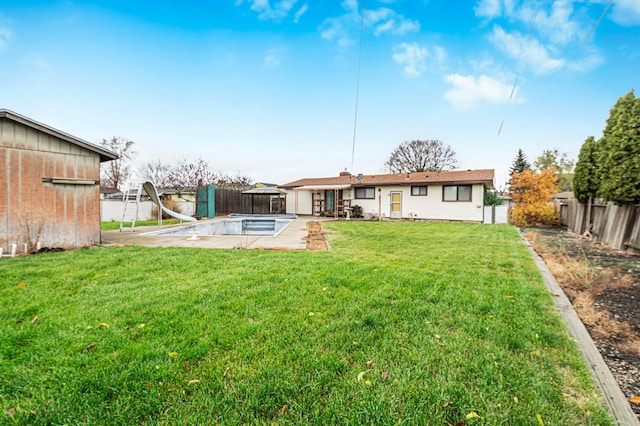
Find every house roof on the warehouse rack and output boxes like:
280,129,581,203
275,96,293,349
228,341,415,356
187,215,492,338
293,184,352,191
242,187,287,195
0,109,118,162
280,169,495,189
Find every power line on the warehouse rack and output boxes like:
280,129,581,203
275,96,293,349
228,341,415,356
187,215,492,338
498,73,520,136
498,12,536,137
582,0,614,47
350,0,365,174
498,2,612,138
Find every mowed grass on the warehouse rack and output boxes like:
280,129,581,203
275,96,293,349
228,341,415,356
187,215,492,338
101,219,182,231
0,222,612,425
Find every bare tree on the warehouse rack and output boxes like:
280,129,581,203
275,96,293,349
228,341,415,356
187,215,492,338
140,159,172,188
385,140,457,173
215,172,253,189
167,157,219,189
100,136,136,189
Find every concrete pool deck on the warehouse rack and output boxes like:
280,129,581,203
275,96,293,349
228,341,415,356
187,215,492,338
100,217,314,250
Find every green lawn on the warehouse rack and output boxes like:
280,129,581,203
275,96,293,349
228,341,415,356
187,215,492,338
101,219,182,231
0,222,612,425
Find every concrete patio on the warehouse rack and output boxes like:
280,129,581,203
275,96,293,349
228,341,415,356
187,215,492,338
100,217,315,250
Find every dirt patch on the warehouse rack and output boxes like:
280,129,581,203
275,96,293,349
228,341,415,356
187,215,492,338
305,221,328,251
524,228,640,418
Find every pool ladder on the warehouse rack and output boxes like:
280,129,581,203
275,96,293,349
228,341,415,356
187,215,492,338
120,181,142,232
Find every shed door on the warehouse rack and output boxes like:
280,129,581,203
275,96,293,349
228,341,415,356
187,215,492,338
390,192,402,219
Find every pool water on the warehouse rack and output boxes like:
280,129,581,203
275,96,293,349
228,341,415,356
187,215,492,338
144,215,295,237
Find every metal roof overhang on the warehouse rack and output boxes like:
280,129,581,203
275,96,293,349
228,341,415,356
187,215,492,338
294,184,352,191
242,188,287,195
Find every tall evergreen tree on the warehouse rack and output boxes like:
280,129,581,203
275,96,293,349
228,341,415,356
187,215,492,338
509,149,531,175
597,90,640,203
573,136,600,203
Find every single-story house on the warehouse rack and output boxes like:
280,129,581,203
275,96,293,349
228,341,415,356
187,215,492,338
0,109,118,253
280,169,495,222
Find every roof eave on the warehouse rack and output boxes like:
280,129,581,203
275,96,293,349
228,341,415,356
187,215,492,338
0,109,118,162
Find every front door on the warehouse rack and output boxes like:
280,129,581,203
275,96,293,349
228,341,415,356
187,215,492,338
325,190,335,214
390,191,402,219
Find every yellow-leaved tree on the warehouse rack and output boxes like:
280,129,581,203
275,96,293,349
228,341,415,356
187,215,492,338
509,168,560,227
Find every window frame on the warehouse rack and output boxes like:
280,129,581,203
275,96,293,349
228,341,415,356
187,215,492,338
411,185,428,196
354,187,376,199
442,185,472,202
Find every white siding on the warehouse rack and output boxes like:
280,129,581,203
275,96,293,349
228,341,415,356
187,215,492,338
377,184,484,221
286,183,486,221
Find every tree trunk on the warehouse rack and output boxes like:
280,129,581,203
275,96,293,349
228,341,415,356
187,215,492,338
583,196,593,238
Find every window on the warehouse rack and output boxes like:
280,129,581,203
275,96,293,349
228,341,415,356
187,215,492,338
411,186,427,196
443,185,472,201
355,187,375,199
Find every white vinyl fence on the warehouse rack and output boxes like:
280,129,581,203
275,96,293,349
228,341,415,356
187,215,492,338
100,200,195,223
483,205,509,224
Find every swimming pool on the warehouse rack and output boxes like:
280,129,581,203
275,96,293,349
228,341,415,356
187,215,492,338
144,214,296,237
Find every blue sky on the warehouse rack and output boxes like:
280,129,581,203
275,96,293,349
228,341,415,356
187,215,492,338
1,0,639,187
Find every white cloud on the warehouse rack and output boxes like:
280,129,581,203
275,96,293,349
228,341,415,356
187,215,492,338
393,42,445,77
263,47,285,69
475,0,516,19
490,25,565,74
365,7,420,36
342,0,359,13
393,43,427,77
432,46,446,65
321,1,419,46
475,0,502,18
532,0,582,46
320,17,353,47
444,73,515,111
479,1,624,47
240,0,301,22
476,2,620,74
293,3,308,24
478,1,584,46
0,26,12,51
27,54,53,71
566,50,604,72
610,0,640,26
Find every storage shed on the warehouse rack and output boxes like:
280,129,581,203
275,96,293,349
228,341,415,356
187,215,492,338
0,109,117,253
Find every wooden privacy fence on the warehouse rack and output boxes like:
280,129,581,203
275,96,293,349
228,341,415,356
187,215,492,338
214,188,284,216
559,198,640,252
